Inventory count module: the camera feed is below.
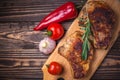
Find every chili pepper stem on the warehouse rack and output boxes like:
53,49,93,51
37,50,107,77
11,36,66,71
76,5,82,9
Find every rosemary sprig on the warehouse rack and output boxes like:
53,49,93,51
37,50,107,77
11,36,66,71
81,19,91,60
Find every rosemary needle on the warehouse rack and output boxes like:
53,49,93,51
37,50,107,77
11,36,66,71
81,19,91,60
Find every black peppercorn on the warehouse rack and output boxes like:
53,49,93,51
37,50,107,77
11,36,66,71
57,77,64,80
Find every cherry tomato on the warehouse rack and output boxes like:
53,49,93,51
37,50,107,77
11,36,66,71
47,61,63,75
47,23,64,40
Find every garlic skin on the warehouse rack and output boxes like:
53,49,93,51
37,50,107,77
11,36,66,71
39,37,56,54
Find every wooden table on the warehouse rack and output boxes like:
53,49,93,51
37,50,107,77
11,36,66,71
0,0,120,80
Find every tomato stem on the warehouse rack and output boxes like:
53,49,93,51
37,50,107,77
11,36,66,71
41,30,52,37
46,64,50,68
47,30,52,36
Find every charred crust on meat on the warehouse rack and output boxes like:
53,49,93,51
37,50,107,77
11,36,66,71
58,31,94,79
79,1,116,49
88,1,115,49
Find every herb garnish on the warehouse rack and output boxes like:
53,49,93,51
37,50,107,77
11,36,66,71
80,18,91,60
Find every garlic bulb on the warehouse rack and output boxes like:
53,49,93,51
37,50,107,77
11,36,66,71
39,37,56,54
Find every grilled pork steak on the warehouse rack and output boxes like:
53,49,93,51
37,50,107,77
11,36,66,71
87,1,116,49
58,31,93,79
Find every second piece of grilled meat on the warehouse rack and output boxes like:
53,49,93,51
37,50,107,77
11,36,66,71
58,31,93,79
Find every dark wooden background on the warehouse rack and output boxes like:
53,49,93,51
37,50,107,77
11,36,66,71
0,0,120,80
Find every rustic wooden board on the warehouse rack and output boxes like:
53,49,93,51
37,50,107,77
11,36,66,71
42,0,120,80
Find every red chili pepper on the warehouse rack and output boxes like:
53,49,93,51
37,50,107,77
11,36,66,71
34,2,78,31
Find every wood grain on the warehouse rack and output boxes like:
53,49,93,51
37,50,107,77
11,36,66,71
0,0,86,22
0,0,120,80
